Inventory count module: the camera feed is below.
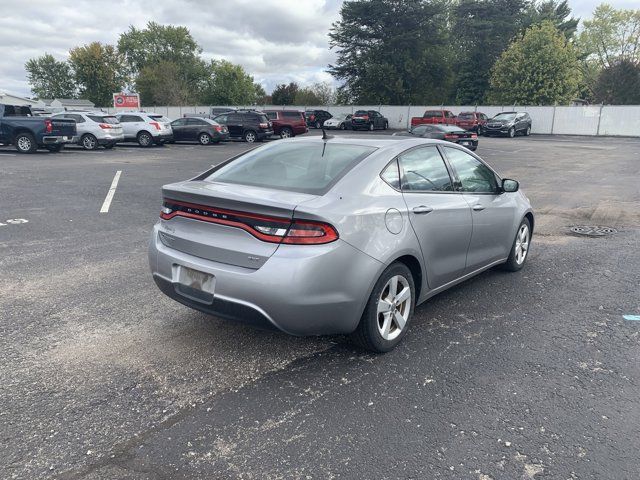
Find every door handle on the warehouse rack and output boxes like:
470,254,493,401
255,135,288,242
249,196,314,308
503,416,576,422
413,206,434,214
472,204,485,211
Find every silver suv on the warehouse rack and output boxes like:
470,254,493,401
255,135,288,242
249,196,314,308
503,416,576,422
115,112,173,147
51,111,124,150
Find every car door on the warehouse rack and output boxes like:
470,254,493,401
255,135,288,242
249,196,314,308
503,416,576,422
226,113,244,137
441,146,517,271
171,118,188,140
118,115,141,139
397,146,473,288
187,118,207,140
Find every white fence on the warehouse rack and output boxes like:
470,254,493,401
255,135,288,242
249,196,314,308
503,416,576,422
106,104,640,137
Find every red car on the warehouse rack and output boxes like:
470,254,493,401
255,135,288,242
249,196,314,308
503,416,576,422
456,111,489,133
410,109,457,127
264,110,308,138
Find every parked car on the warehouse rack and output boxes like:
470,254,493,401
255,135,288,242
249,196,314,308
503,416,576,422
0,104,76,153
52,111,123,150
213,110,273,143
149,136,533,352
394,125,478,151
455,111,488,134
323,113,353,130
351,110,389,131
484,112,532,137
305,109,332,129
184,107,238,120
411,109,457,128
264,110,308,138
115,112,173,147
170,117,229,145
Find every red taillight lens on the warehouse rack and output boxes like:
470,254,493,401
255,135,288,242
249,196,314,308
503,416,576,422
444,133,458,139
471,133,478,138
45,119,52,133
259,122,269,129
150,121,161,131
214,125,222,132
98,123,112,129
160,200,338,245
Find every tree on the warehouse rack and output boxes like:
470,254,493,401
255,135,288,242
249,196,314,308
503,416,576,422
271,82,299,105
135,61,192,105
25,54,76,99
489,22,581,104
328,0,452,104
452,0,530,104
294,87,321,105
578,4,640,69
68,42,127,107
592,60,640,104
199,60,259,105
525,1,579,39
310,82,336,105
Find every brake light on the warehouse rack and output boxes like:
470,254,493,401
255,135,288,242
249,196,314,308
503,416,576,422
471,133,478,139
150,121,161,131
160,200,338,245
259,122,269,129
213,125,222,132
444,133,459,139
98,123,112,129
44,119,52,133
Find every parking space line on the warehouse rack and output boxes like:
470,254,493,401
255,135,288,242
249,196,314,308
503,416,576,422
100,170,122,213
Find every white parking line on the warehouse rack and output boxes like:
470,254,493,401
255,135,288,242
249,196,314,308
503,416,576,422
100,170,122,213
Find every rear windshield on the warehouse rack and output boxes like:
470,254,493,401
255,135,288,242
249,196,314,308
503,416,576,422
88,115,118,124
204,142,377,195
437,125,466,133
149,115,170,122
457,113,474,120
354,110,368,116
258,114,269,123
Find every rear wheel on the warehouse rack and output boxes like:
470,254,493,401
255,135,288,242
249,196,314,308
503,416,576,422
81,134,98,150
369,123,374,131
15,133,37,154
198,132,212,145
243,130,257,143
383,121,388,130
280,127,293,139
46,144,64,153
351,262,415,353
315,121,321,129
137,131,153,147
525,125,531,136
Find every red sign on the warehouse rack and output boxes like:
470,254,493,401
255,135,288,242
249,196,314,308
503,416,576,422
113,93,140,109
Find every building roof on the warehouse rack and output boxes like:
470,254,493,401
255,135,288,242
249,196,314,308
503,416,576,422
51,98,95,107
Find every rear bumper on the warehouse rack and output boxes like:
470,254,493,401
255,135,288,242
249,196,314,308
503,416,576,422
98,133,124,144
257,130,273,140
153,133,174,143
215,131,230,142
148,223,382,336
42,135,75,145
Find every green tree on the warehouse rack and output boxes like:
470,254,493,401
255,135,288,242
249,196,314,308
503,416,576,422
328,0,452,104
68,42,127,107
293,87,321,105
199,60,259,105
271,82,299,105
310,82,336,105
592,60,640,104
25,53,76,99
135,61,192,105
452,0,530,104
525,1,579,39
489,22,581,104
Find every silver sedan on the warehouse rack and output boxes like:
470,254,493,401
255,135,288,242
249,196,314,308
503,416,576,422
149,136,533,352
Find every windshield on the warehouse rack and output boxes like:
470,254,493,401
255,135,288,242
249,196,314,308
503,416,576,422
493,113,517,121
333,113,350,120
205,141,377,195
437,125,466,133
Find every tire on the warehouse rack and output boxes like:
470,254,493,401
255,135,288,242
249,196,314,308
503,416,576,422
369,123,374,131
315,121,321,129
198,132,212,145
81,134,98,150
508,127,515,138
46,144,64,153
280,127,293,139
502,217,532,272
243,130,257,143
351,262,416,353
137,131,153,147
383,121,388,130
340,123,346,130
470,146,477,151
525,125,531,136
15,132,37,154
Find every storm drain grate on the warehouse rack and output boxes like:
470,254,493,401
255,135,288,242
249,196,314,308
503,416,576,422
570,225,617,237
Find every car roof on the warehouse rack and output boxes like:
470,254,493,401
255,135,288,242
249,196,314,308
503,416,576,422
284,134,450,151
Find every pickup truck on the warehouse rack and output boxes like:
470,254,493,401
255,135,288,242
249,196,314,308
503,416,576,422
410,109,457,127
0,104,77,153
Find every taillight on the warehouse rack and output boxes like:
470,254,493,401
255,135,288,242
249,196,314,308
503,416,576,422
160,200,338,245
444,133,459,139
471,133,478,139
213,125,222,132
98,123,112,129
259,122,269,129
44,119,52,133
150,121,161,131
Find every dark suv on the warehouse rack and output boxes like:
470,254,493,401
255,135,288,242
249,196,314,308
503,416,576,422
305,110,332,129
264,110,308,138
484,112,532,137
213,111,274,143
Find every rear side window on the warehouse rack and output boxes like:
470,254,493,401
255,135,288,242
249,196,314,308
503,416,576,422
380,160,400,189
258,114,269,123
119,115,142,122
205,142,377,195
88,115,118,124
266,112,277,120
149,115,169,122
398,147,453,192
283,111,302,119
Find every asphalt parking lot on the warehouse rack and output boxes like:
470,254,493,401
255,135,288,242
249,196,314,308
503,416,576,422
1,132,639,479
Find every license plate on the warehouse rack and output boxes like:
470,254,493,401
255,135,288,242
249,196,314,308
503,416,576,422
178,266,215,294
461,141,470,146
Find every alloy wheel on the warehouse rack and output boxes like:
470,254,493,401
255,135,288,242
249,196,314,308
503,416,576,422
376,275,411,341
514,224,530,265
17,136,32,152
82,135,97,150
245,131,256,143
199,133,211,145
280,128,292,138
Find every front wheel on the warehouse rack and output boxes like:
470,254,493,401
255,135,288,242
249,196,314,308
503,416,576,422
508,127,515,138
351,262,415,353
15,132,37,154
525,126,531,136
383,122,388,130
369,123,374,131
340,123,346,130
502,218,532,272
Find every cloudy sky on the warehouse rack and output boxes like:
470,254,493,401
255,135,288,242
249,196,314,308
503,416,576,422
0,0,636,98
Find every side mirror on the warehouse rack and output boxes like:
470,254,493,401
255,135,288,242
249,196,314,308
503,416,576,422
502,179,519,193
